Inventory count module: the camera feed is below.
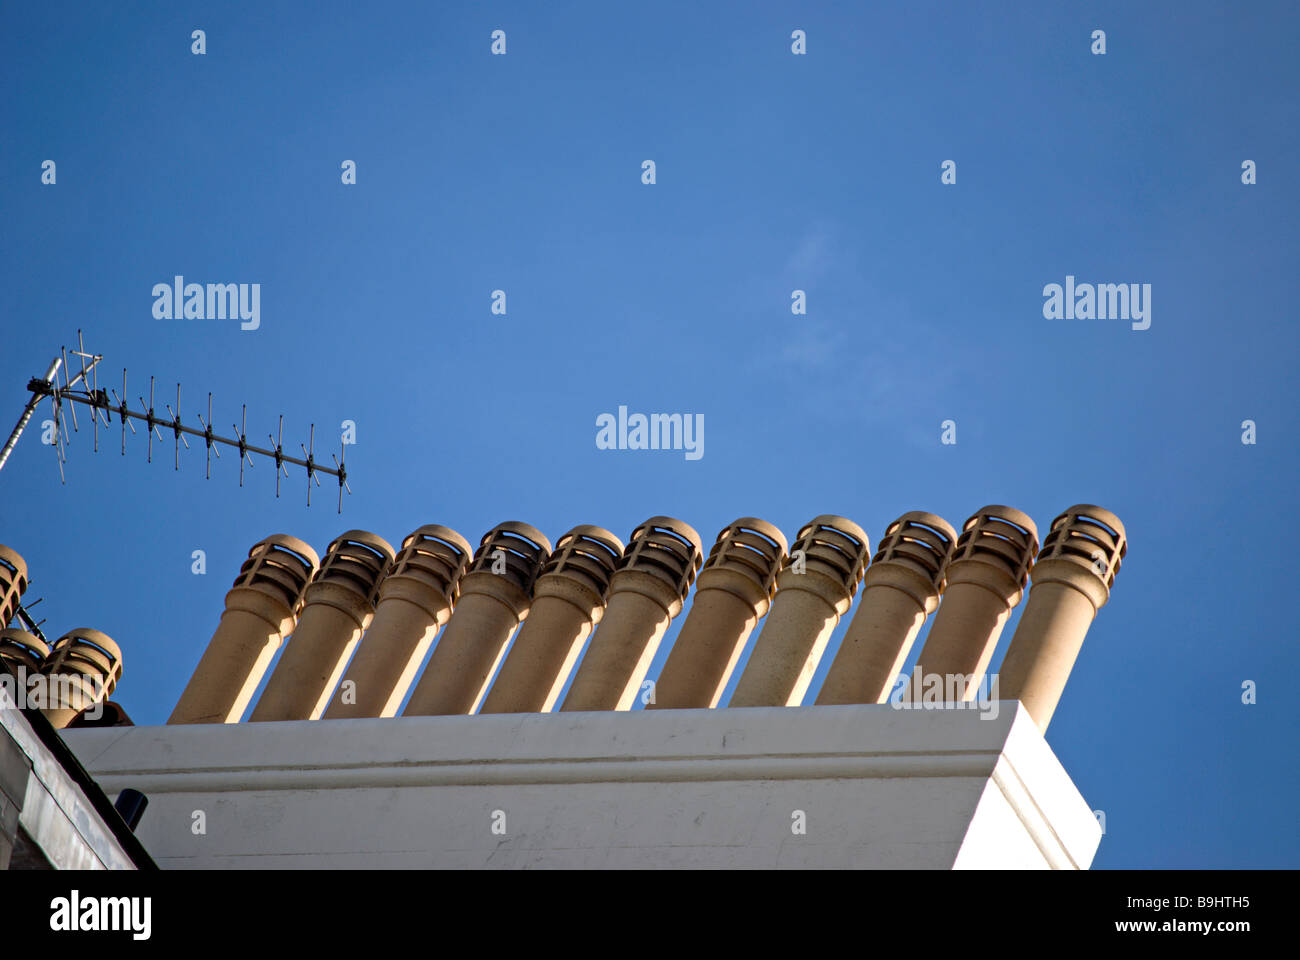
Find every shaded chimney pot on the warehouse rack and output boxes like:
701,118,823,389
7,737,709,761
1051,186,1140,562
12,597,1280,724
0,544,29,628
41,628,122,729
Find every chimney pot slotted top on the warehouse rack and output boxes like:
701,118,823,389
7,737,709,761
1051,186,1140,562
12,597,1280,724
951,505,1039,589
386,524,475,605
1037,504,1127,590
42,628,123,699
540,525,625,600
703,517,789,602
312,530,396,607
0,543,29,626
0,628,50,673
617,516,704,603
467,521,552,593
233,534,320,614
786,515,871,598
872,511,958,590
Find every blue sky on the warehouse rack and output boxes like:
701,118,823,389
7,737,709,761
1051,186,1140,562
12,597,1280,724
2,1,1297,868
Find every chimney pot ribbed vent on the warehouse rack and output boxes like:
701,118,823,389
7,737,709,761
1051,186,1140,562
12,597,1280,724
467,522,552,593
996,503,1128,732
702,517,788,602
540,525,624,601
0,544,29,627
168,533,319,725
248,529,394,723
41,628,122,727
311,530,395,606
871,511,958,590
387,524,474,606
815,511,957,706
1036,504,1127,589
43,628,122,693
950,505,1039,588
233,534,320,614
616,516,703,603
786,514,870,597
0,628,50,673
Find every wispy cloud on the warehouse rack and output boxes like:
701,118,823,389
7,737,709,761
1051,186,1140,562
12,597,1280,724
750,223,971,444
781,222,838,283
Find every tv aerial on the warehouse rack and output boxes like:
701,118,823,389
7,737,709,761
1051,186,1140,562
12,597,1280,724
0,331,352,512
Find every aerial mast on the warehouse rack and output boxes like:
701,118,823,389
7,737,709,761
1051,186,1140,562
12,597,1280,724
0,331,352,512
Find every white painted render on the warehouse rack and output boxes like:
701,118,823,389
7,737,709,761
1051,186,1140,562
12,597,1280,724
61,701,1101,869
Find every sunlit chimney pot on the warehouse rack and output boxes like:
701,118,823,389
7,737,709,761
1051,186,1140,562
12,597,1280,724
998,505,1127,732
403,522,551,716
729,515,869,707
648,517,787,710
323,525,473,719
168,535,319,724
477,525,623,714
817,511,957,705
249,530,394,722
906,505,1037,702
559,517,702,712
